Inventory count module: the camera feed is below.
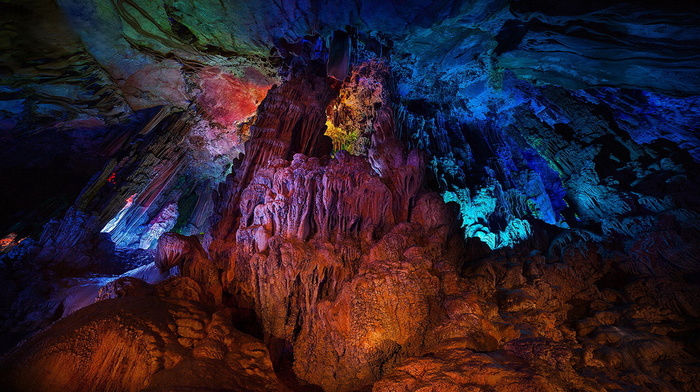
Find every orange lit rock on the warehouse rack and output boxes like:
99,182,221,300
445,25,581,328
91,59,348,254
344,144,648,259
0,290,286,392
372,347,595,392
155,232,222,306
96,276,154,301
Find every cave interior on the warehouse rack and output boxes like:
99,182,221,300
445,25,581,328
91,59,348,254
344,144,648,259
0,0,699,391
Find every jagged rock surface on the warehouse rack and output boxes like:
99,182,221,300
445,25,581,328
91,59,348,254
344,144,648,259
375,239,700,392
0,291,287,392
1,1,700,391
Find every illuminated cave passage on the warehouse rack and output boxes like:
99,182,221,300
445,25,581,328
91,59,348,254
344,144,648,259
1,0,699,391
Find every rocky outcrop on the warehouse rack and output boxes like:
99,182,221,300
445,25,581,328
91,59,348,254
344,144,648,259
497,1,700,96
0,290,287,392
225,152,449,390
1,1,699,391
374,235,700,392
156,232,222,306
210,68,336,247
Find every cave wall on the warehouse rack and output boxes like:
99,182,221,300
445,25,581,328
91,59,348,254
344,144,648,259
0,0,699,391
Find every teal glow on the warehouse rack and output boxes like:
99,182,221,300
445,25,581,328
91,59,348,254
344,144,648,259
443,185,532,249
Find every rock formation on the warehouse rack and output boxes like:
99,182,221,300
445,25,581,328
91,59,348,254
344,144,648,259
1,0,699,391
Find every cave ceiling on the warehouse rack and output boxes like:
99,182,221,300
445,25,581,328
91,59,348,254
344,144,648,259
2,0,699,243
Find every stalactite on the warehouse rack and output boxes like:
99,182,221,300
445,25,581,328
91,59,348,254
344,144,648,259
2,2,700,391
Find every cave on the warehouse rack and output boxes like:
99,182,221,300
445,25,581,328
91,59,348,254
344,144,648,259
1,0,699,391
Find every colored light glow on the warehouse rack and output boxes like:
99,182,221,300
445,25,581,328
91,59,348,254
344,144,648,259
139,202,178,249
196,67,272,127
443,186,532,249
324,120,362,155
101,194,138,234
